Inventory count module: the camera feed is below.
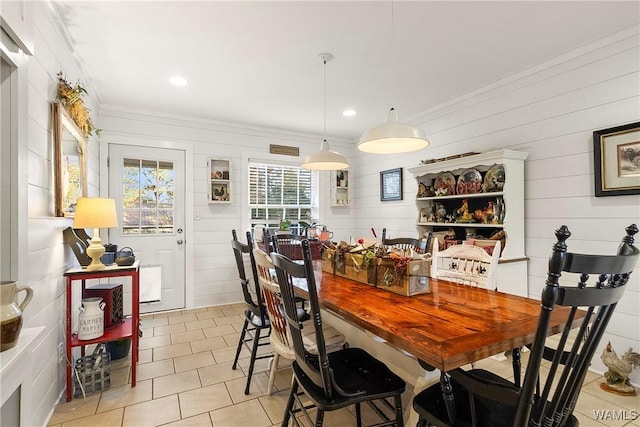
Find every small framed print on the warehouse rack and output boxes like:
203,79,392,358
211,182,230,202
593,122,640,197
380,168,403,201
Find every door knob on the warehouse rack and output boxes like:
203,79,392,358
177,239,184,245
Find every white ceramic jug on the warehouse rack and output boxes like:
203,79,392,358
78,297,105,340
1,281,34,352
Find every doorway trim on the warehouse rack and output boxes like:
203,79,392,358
99,134,194,310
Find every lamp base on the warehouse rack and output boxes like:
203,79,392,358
85,230,106,271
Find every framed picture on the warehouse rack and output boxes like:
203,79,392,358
380,168,403,201
53,102,87,217
593,122,640,197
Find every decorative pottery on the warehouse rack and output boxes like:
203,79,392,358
483,164,505,192
456,168,483,194
433,172,456,196
0,281,34,352
78,297,105,340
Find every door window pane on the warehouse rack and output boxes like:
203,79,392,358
122,158,175,235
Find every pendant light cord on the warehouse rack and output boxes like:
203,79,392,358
323,57,327,140
390,0,395,109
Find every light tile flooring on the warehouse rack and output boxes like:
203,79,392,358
49,303,639,427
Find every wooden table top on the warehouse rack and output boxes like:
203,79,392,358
294,262,580,372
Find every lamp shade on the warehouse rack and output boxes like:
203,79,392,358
72,197,118,229
358,108,430,154
301,140,349,171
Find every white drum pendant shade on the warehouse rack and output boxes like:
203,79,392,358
358,108,430,154
302,139,349,170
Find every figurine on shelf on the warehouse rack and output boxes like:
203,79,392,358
420,208,430,223
474,201,496,224
417,182,435,198
435,203,447,223
427,205,436,223
456,198,475,222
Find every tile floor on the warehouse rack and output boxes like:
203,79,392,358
49,303,639,427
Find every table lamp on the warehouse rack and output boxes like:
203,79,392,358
72,197,118,270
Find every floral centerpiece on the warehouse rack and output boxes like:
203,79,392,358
57,72,100,137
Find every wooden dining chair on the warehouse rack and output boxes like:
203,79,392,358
272,239,406,427
381,227,430,255
272,233,306,260
430,237,501,290
230,229,272,395
252,247,346,395
412,223,639,427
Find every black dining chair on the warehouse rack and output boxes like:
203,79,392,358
381,227,431,255
272,239,406,427
231,229,272,395
412,223,639,427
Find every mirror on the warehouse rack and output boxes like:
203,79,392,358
53,102,87,217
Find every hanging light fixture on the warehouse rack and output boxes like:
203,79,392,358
357,2,430,154
301,53,349,171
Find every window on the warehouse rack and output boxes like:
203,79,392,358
121,158,175,234
249,162,314,235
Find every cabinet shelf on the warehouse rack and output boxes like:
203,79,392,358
64,262,140,401
418,222,504,228
408,149,529,296
208,158,231,203
331,170,350,206
417,191,503,201
70,318,132,348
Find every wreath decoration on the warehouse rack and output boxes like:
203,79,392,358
56,72,100,137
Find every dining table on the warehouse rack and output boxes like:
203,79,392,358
291,261,584,423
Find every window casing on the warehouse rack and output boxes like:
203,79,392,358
248,162,315,235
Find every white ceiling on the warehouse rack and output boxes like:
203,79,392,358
53,1,640,141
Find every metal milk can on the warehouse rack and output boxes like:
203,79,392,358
1,281,34,352
78,297,105,340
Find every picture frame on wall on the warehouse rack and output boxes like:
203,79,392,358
593,122,640,197
380,168,403,201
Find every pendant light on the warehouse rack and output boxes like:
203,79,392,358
357,2,430,154
301,53,349,170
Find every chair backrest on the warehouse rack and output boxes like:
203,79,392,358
252,224,267,250
445,224,639,427
271,239,339,401
430,237,501,289
381,227,431,255
231,229,268,323
513,223,639,425
253,247,291,352
272,233,306,260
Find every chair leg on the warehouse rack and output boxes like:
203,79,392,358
282,377,298,427
394,394,404,427
267,352,280,396
355,402,362,427
244,326,263,395
314,409,324,427
232,319,249,370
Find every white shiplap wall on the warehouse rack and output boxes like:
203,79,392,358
12,3,103,426
97,107,354,309
352,27,640,383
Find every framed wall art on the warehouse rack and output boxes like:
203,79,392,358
593,122,640,197
380,168,403,201
53,102,87,217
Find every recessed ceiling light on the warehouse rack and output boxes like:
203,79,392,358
343,109,356,117
169,76,188,87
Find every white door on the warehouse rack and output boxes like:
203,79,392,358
108,144,186,313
